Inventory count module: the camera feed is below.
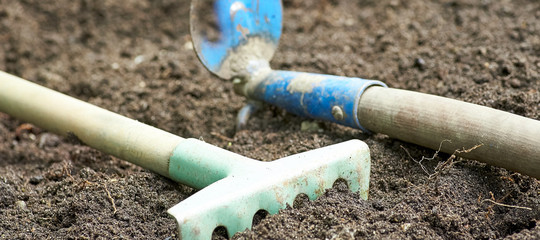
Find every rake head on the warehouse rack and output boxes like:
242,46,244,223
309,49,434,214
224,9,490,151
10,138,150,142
167,139,370,239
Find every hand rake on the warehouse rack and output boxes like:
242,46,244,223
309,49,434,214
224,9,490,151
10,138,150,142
190,0,540,179
0,71,370,239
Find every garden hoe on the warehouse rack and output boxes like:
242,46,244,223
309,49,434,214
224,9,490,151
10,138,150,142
190,0,540,179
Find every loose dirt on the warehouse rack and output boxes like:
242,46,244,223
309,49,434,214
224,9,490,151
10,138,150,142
1,0,539,239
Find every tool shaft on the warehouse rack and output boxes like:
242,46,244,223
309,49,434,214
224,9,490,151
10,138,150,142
247,71,539,178
358,87,540,179
0,71,183,177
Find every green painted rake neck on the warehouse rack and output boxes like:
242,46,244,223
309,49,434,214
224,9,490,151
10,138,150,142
167,138,370,239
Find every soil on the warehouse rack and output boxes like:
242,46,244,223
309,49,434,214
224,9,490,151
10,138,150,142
1,0,539,239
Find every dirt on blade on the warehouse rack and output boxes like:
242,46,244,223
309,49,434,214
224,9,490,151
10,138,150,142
0,0,539,239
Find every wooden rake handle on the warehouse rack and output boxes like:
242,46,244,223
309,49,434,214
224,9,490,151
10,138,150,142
358,87,540,179
0,71,183,177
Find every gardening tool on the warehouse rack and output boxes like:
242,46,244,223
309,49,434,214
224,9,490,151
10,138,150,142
190,0,540,179
0,71,371,239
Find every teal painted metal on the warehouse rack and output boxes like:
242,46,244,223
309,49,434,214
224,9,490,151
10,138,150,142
168,138,370,239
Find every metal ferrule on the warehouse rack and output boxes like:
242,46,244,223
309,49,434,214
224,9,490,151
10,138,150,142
246,70,388,132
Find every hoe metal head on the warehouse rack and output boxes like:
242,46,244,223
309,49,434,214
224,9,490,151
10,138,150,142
167,139,370,239
190,0,282,79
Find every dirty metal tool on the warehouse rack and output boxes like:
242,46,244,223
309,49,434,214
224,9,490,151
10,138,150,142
191,0,540,179
0,71,371,239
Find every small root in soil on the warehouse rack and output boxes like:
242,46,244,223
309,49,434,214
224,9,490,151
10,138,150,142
401,140,483,179
75,178,117,214
210,131,234,142
481,191,531,219
401,140,449,176
104,182,117,214
482,199,532,211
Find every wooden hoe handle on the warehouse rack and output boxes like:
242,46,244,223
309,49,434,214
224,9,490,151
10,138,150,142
358,87,540,179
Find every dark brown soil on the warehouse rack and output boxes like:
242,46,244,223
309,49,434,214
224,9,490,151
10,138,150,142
1,0,539,239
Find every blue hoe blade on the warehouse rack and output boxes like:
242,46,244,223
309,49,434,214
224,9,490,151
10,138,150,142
190,0,282,79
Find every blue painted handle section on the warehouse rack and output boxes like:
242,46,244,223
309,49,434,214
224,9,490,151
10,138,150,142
200,0,282,72
250,71,387,132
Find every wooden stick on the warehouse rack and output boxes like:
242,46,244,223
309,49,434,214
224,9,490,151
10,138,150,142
0,71,183,178
358,87,540,179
